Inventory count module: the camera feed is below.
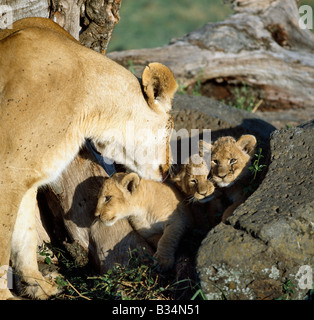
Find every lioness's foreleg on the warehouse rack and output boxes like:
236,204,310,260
11,187,59,299
0,187,24,300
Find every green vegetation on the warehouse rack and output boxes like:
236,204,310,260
108,0,233,52
243,147,267,196
177,70,203,96
276,279,296,300
249,148,266,181
44,245,203,300
55,248,172,300
223,82,262,112
38,242,53,265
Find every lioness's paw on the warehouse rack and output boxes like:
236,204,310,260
22,271,60,300
0,289,17,300
153,252,174,272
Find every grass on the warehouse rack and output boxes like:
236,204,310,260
243,147,267,196
108,0,233,52
275,279,296,300
221,82,262,112
249,148,266,181
53,247,168,300
45,245,205,300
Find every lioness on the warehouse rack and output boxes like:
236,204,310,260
209,135,257,222
95,172,191,272
0,18,177,299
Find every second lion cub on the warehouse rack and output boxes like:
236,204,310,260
95,172,191,271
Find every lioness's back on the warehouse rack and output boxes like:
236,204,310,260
0,17,78,41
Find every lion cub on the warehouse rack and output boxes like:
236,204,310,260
209,134,257,222
171,140,215,202
171,153,215,202
95,172,191,271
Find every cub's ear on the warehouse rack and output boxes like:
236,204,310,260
170,167,185,183
142,62,178,113
199,140,212,157
236,135,257,156
121,173,140,193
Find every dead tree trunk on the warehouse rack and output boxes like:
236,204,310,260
108,0,314,113
2,0,121,52
50,0,122,53
79,0,122,53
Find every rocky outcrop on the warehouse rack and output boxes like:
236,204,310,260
172,95,275,146
197,120,314,300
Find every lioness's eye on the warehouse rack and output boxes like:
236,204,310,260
212,159,219,165
104,195,112,203
230,158,237,165
190,179,197,185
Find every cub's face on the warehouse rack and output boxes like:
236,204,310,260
173,154,215,201
95,173,140,226
211,135,257,188
184,174,215,201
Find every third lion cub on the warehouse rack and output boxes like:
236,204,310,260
209,134,257,222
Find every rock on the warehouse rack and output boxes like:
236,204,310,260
197,119,314,300
170,94,276,298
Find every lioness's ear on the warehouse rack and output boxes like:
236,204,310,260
236,135,257,156
142,62,178,112
199,140,212,157
121,173,140,193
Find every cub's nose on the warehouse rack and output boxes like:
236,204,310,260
218,174,227,179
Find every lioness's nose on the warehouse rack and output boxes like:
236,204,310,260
218,174,227,179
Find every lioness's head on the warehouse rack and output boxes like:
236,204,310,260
211,135,257,188
95,172,141,226
95,63,177,182
172,152,215,201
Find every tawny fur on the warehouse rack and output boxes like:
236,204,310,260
171,152,215,202
95,172,191,271
0,18,177,299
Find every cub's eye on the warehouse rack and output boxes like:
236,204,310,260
229,158,237,165
190,179,197,185
104,195,112,203
212,159,219,165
